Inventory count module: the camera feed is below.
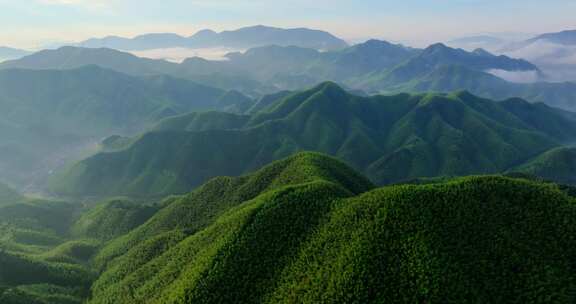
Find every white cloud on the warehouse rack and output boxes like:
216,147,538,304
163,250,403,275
486,69,540,84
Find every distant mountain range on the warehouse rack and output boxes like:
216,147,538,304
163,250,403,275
50,82,576,197
8,41,576,112
76,25,349,51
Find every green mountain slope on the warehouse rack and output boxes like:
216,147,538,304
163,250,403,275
375,64,576,111
514,147,576,185
87,153,576,304
0,196,96,304
71,199,158,241
92,152,373,268
51,83,576,197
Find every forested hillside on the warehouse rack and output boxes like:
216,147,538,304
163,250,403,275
51,82,576,197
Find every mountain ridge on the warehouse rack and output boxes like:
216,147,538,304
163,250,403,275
77,25,349,51
50,83,576,197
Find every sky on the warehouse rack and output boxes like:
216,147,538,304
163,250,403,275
0,0,574,49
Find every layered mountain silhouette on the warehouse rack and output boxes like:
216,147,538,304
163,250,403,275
8,41,576,111
50,83,576,197
77,25,349,51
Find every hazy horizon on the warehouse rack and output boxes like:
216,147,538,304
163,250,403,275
1,0,574,49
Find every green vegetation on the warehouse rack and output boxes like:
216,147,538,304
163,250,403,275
514,146,576,185
52,82,576,197
3,152,576,303
83,152,576,303
71,199,158,241
0,193,157,302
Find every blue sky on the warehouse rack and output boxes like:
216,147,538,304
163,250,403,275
0,0,574,48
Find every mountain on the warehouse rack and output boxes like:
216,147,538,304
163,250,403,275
374,43,540,86
0,195,96,303
79,33,189,50
309,39,419,81
0,47,30,61
2,152,576,303
526,29,576,46
377,64,576,111
0,46,178,76
78,25,349,51
50,83,576,197
71,199,158,241
0,65,252,188
7,43,576,112
500,30,576,82
85,152,576,303
0,46,275,95
514,146,576,185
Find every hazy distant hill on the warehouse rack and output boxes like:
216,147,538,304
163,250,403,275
0,65,252,188
526,29,576,46
0,46,178,75
0,46,30,61
500,30,576,82
78,25,349,51
51,82,576,197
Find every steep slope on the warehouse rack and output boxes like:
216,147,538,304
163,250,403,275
71,199,158,241
88,153,576,303
514,147,576,185
89,153,373,297
51,83,576,197
0,197,97,304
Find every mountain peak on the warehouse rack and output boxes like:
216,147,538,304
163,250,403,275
190,29,218,39
427,42,451,51
314,81,348,96
472,48,493,56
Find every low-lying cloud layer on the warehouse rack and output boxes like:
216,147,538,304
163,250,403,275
486,69,540,83
501,41,576,82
